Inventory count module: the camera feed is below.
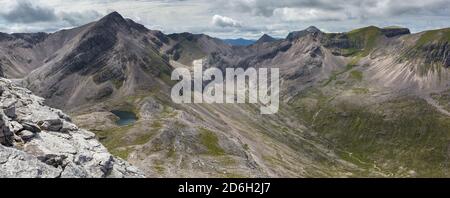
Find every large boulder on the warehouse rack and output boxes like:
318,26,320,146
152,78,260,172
0,110,13,146
0,145,61,178
17,130,35,142
21,121,41,133
38,119,63,131
1,98,16,118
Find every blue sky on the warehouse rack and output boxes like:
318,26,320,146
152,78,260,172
0,0,449,39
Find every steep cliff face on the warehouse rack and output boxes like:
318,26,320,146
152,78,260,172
0,78,144,178
1,12,173,111
0,32,48,78
403,28,450,71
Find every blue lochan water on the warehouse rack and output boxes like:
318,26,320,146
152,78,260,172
111,110,138,126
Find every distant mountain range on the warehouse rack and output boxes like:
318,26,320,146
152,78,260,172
223,34,280,46
222,38,256,46
1,11,450,178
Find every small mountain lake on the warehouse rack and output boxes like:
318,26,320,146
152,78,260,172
111,110,138,126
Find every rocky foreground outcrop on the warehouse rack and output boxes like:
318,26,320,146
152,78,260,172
0,78,144,178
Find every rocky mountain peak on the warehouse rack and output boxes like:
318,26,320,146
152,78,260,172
98,11,127,24
287,26,323,41
305,26,321,33
93,11,148,34
91,11,132,33
51,12,142,77
256,34,276,44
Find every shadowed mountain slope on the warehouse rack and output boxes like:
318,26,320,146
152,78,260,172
1,12,450,177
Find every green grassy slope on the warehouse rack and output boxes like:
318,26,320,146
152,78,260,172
289,87,450,177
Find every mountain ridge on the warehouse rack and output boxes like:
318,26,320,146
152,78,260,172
223,38,256,46
1,12,450,177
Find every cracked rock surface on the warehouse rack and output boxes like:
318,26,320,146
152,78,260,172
0,78,144,178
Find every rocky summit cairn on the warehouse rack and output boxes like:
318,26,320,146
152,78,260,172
0,78,144,178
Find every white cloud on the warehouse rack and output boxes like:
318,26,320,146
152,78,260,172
274,7,349,22
58,10,102,26
0,0,57,23
212,15,242,28
0,0,103,32
221,0,450,19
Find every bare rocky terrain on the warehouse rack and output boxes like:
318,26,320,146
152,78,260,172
0,78,144,178
1,12,450,177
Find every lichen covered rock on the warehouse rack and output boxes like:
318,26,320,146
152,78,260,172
0,78,145,178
